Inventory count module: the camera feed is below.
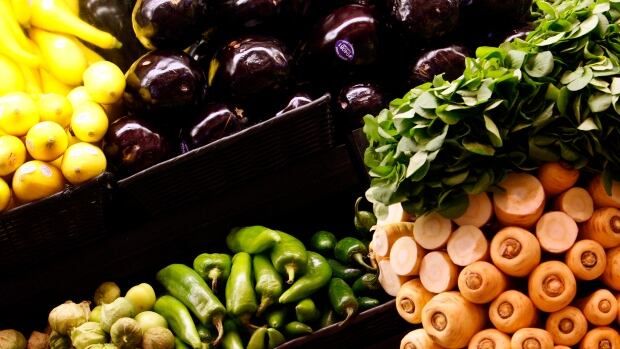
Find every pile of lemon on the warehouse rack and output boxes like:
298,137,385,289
0,0,125,212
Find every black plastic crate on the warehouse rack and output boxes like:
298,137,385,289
0,172,113,269
117,94,335,216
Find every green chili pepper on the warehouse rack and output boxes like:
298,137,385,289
154,296,202,349
354,197,377,237
196,323,215,343
334,237,375,270
157,264,225,344
328,278,359,325
309,231,337,256
319,308,338,328
226,226,281,254
175,337,191,349
270,231,308,284
327,259,362,282
221,320,243,349
351,273,381,295
358,297,380,311
265,308,287,329
295,299,320,323
226,252,258,325
193,253,232,293
247,327,267,349
284,321,313,338
253,254,283,316
279,252,332,304
266,329,285,348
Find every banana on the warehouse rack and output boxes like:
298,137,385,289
0,53,25,94
62,0,78,15
40,68,72,95
30,28,87,86
0,0,36,51
75,40,104,65
17,63,42,94
0,9,40,67
9,0,30,27
30,0,122,49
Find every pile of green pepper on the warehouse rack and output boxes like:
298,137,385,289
154,225,387,349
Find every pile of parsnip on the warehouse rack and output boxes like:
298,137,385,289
370,162,620,349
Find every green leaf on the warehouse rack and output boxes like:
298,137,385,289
442,171,470,186
507,50,527,68
557,87,571,115
537,32,565,46
525,51,554,78
578,118,600,131
561,66,584,84
436,104,468,125
406,151,428,178
396,137,419,155
436,191,469,219
462,140,496,156
567,67,594,91
483,115,503,147
425,125,449,152
588,93,613,112
572,15,600,38
415,92,439,109
536,0,557,17
463,171,494,194
611,78,620,95
594,2,610,13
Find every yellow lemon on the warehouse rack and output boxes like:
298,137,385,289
0,54,25,95
71,101,108,142
61,142,106,184
83,61,126,104
0,135,26,176
67,86,93,108
66,128,80,146
37,93,73,128
50,155,63,169
0,92,40,136
12,160,65,203
25,121,69,161
0,178,11,212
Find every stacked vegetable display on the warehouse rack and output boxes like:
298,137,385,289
3,226,385,349
0,0,127,211
369,163,620,348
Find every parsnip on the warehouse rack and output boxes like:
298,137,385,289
589,175,620,209
390,236,424,276
373,222,415,259
602,247,620,291
396,279,434,324
510,328,554,349
535,211,578,253
400,329,443,349
454,192,493,228
528,261,577,312
377,259,411,297
554,187,593,222
490,227,541,277
545,306,588,347
582,207,620,248
579,327,620,349
458,261,507,304
468,329,510,349
446,225,488,267
577,289,618,326
565,239,607,280
413,212,452,250
493,172,545,228
489,290,538,334
420,252,458,293
537,162,580,196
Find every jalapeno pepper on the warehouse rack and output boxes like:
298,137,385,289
154,296,202,349
334,237,375,270
267,328,285,348
279,252,332,304
284,321,313,338
226,226,282,254
247,327,267,349
157,265,225,345
175,337,190,349
193,253,232,293
225,252,258,325
221,320,243,349
253,254,283,316
319,308,338,328
358,297,380,311
265,308,287,329
327,259,362,282
295,299,320,323
328,278,359,326
196,323,215,343
309,231,337,256
351,273,381,295
271,231,308,284
354,197,377,237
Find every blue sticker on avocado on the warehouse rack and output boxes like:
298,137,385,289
335,40,355,62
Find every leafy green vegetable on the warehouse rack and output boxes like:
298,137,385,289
364,0,620,219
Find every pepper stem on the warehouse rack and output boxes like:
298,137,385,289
257,296,274,317
208,268,221,292
339,307,357,328
211,314,224,347
353,253,376,271
285,264,296,284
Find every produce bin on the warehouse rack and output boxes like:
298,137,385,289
117,94,335,217
0,172,113,269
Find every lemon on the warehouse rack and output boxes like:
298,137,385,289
66,128,80,146
67,86,93,108
25,121,69,161
83,61,126,104
0,135,26,176
37,93,73,128
0,178,11,212
0,92,40,136
50,155,63,169
61,143,106,184
12,160,65,203
0,54,25,95
71,102,108,142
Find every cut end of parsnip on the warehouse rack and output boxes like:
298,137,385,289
536,211,578,254
453,192,493,228
589,175,620,209
377,203,414,226
447,225,488,266
468,329,510,349
420,251,458,293
390,236,424,276
413,212,452,250
554,187,593,223
373,222,414,258
378,259,411,297
494,172,545,228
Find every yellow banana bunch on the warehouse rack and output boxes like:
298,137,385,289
30,28,88,86
30,0,122,49
0,0,40,67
